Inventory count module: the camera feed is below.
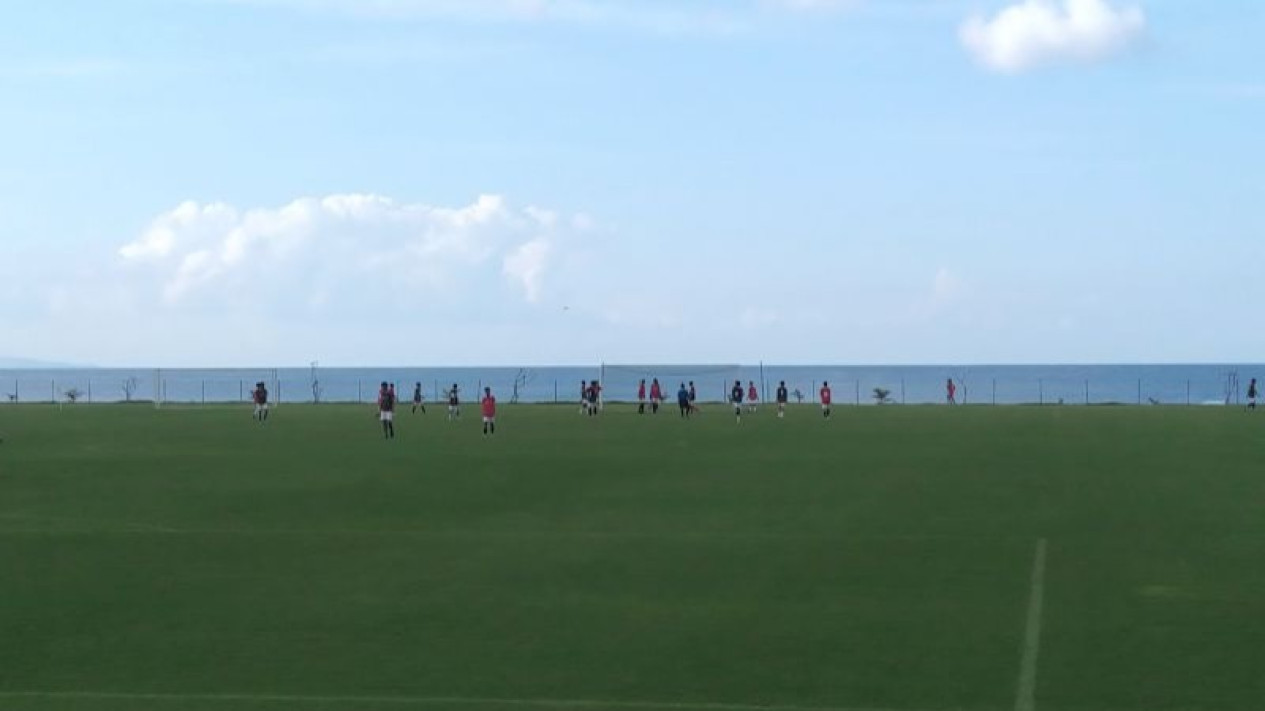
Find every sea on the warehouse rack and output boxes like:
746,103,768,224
1,364,1260,407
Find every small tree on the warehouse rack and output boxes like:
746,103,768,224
873,387,893,405
511,368,533,404
310,361,323,404
121,377,139,402
64,387,83,404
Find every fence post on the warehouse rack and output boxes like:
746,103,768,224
554,380,558,403
901,378,906,405
855,380,860,406
202,380,206,404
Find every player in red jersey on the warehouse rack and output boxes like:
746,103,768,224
649,378,663,414
377,382,396,439
746,381,759,414
820,381,832,419
637,379,647,415
481,387,497,436
586,380,602,416
946,378,957,405
251,381,269,423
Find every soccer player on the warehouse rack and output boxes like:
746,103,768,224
687,381,697,414
378,382,396,439
447,383,460,421
580,380,588,415
252,381,269,423
776,380,789,418
586,380,602,416
1249,378,1258,411
747,381,759,413
412,382,426,414
730,380,744,423
637,379,647,415
677,382,691,418
649,378,663,414
820,381,833,419
946,378,957,405
481,387,497,436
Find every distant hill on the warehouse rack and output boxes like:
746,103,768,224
0,356,89,369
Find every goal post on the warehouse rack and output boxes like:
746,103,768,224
599,364,745,403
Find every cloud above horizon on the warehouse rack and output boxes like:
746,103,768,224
118,194,589,311
960,0,1146,73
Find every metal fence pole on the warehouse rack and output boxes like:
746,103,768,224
901,378,906,405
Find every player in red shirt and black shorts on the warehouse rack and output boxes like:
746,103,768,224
820,381,832,420
637,379,647,415
481,387,497,436
649,378,663,415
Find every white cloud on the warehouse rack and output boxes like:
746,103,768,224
502,238,552,302
960,0,1146,74
118,193,581,308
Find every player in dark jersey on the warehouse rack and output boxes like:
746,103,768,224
447,383,460,420
637,379,646,415
776,380,789,419
378,382,396,439
730,380,744,423
412,382,426,414
1249,378,1258,411
677,382,690,418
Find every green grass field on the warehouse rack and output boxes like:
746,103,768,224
1,403,1262,711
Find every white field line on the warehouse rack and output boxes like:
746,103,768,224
0,691,925,711
1014,538,1048,711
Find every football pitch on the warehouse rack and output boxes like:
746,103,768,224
1,404,1262,711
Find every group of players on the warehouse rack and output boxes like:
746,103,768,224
251,380,500,439
247,375,838,439
630,378,834,423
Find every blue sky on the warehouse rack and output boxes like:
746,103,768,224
0,0,1261,366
